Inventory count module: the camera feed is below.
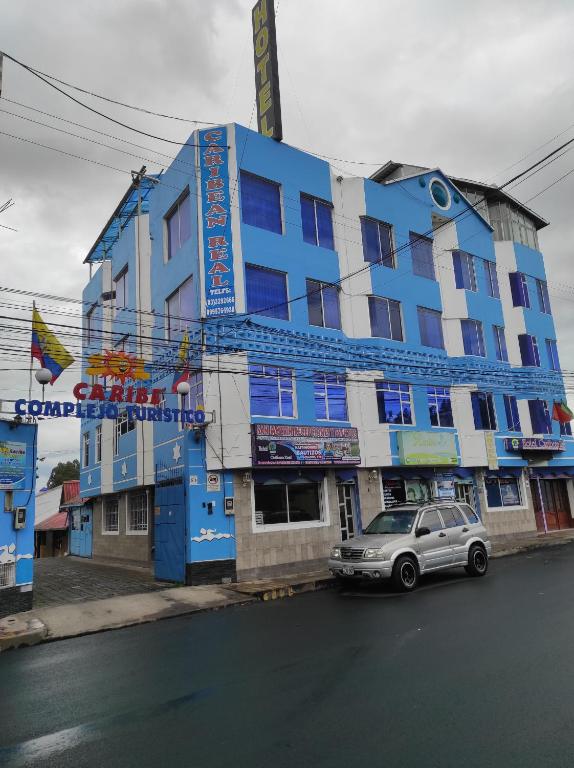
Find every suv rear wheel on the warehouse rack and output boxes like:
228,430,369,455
465,544,488,577
392,555,419,592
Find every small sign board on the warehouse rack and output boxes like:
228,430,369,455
504,437,565,453
207,472,221,492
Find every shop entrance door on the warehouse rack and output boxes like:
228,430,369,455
531,479,573,532
337,483,356,541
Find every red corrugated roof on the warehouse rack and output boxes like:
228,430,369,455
35,511,69,531
61,480,80,504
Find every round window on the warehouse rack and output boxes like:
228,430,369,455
430,179,450,210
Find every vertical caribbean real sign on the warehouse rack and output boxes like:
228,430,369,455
199,127,236,317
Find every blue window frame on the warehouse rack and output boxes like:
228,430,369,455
245,264,289,320
503,394,521,432
410,232,435,279
417,307,444,349
471,392,497,430
560,422,572,437
249,365,294,417
509,272,530,308
361,217,394,268
301,195,334,250
368,296,403,341
537,279,551,314
486,478,522,508
427,386,453,427
493,326,508,362
518,334,540,367
166,276,194,340
528,399,552,434
166,191,191,259
313,373,347,421
461,319,485,357
484,260,500,299
306,279,341,329
452,251,477,291
376,382,413,425
240,171,282,234
546,339,560,371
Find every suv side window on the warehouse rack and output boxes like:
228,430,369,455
420,509,443,532
439,506,464,528
459,504,480,524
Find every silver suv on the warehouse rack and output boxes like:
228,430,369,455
328,501,492,592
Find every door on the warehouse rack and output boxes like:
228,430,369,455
531,479,573,532
70,507,92,557
440,505,472,564
154,471,186,583
337,483,356,541
415,508,453,570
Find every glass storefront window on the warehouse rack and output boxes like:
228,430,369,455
254,480,322,526
486,477,522,508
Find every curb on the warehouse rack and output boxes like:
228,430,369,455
0,616,47,652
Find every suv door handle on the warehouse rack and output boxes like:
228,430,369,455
438,532,447,537
462,527,469,532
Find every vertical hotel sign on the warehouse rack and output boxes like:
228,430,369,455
252,0,282,141
199,128,236,317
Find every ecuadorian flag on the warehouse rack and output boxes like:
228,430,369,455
171,330,190,393
31,307,74,384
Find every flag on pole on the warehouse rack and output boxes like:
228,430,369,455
552,401,574,423
171,331,190,393
31,307,75,384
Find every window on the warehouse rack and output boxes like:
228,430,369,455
128,492,148,533
460,503,480,524
528,400,552,434
518,334,540,367
245,265,289,320
560,422,572,437
114,334,130,353
427,386,454,427
486,477,522,508
249,365,294,417
493,326,508,362
420,509,443,532
254,479,323,526
536,279,551,314
546,339,560,371
509,272,530,308
452,251,477,291
301,195,334,250
166,191,191,259
103,498,119,533
430,179,450,209
503,395,521,432
85,304,97,344
471,392,497,430
440,506,465,528
188,371,203,412
410,232,435,279
461,319,486,357
368,296,403,341
306,280,341,329
166,277,194,339
484,260,500,299
114,268,128,313
114,412,136,455
418,307,444,349
82,432,90,468
95,425,102,463
361,217,394,267
487,201,539,249
313,373,347,421
376,382,413,425
240,171,282,234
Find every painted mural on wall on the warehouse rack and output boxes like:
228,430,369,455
199,127,236,317
0,543,33,563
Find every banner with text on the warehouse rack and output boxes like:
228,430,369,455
253,424,360,466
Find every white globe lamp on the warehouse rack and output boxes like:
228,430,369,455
35,368,52,385
176,381,190,397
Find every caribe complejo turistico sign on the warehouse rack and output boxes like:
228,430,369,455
15,351,207,425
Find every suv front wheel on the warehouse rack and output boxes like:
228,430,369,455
392,555,419,592
465,544,488,577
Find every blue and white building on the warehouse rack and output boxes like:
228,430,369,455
79,124,574,584
0,417,37,616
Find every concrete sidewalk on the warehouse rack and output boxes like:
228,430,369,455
3,530,574,652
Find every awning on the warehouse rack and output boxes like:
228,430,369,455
528,467,574,479
35,511,68,531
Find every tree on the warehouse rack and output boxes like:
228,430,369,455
47,459,80,489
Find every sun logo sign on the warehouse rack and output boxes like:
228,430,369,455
85,350,150,385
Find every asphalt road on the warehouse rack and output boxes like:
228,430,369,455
2,546,574,768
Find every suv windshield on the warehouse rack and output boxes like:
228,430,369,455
365,508,418,535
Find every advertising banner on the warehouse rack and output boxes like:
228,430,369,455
0,440,26,489
504,437,565,452
199,127,236,317
253,424,360,466
252,0,282,140
397,431,458,466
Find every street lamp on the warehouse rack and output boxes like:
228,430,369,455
35,368,52,403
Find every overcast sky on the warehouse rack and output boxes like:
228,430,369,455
1,0,574,486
